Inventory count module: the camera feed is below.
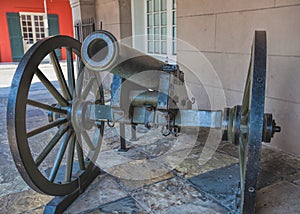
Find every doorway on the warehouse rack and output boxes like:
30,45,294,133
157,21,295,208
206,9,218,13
19,13,46,53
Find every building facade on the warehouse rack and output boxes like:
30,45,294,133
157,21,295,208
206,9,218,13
71,0,300,156
0,0,74,62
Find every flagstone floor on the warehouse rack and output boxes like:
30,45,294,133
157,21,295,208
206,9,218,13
0,69,299,213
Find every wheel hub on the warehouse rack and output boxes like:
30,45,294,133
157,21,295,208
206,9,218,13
71,98,94,132
48,104,62,123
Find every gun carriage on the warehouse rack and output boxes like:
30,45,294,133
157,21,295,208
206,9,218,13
7,30,280,213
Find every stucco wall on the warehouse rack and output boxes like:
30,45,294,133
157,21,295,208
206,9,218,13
71,0,132,39
177,0,300,156
95,0,132,40
0,0,74,62
70,0,96,22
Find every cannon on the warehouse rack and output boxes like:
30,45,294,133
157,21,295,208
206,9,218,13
7,30,280,213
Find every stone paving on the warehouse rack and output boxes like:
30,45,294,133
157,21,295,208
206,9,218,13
0,63,300,213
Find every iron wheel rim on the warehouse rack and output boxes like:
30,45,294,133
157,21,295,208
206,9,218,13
7,35,104,196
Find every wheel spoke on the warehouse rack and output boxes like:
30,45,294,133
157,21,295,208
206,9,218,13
35,125,69,167
94,72,103,90
241,52,253,115
27,118,68,138
82,78,95,100
94,72,104,104
239,145,246,191
93,125,104,147
77,58,85,76
50,51,72,100
35,68,69,107
67,48,76,97
66,132,76,182
76,68,84,98
27,99,68,115
76,58,85,97
75,133,85,170
82,130,96,151
7,35,105,196
49,130,72,182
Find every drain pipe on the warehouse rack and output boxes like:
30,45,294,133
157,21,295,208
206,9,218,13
44,0,49,37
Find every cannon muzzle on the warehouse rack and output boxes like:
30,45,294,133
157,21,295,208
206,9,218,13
81,30,165,89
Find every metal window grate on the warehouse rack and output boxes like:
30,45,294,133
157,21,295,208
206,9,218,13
74,18,96,43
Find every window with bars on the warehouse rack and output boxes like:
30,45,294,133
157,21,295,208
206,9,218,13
146,0,176,57
20,13,45,44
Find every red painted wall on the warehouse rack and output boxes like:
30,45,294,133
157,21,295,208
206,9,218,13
0,0,74,62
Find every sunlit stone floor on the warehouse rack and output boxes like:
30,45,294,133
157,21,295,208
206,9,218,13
1,85,300,214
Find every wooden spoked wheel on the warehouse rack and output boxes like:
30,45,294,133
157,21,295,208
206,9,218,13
7,36,104,196
237,31,267,213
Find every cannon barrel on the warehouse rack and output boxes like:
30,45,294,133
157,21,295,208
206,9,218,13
81,30,165,89
130,90,159,107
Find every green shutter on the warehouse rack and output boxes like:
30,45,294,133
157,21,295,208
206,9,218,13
48,14,61,59
7,13,24,62
48,14,60,36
